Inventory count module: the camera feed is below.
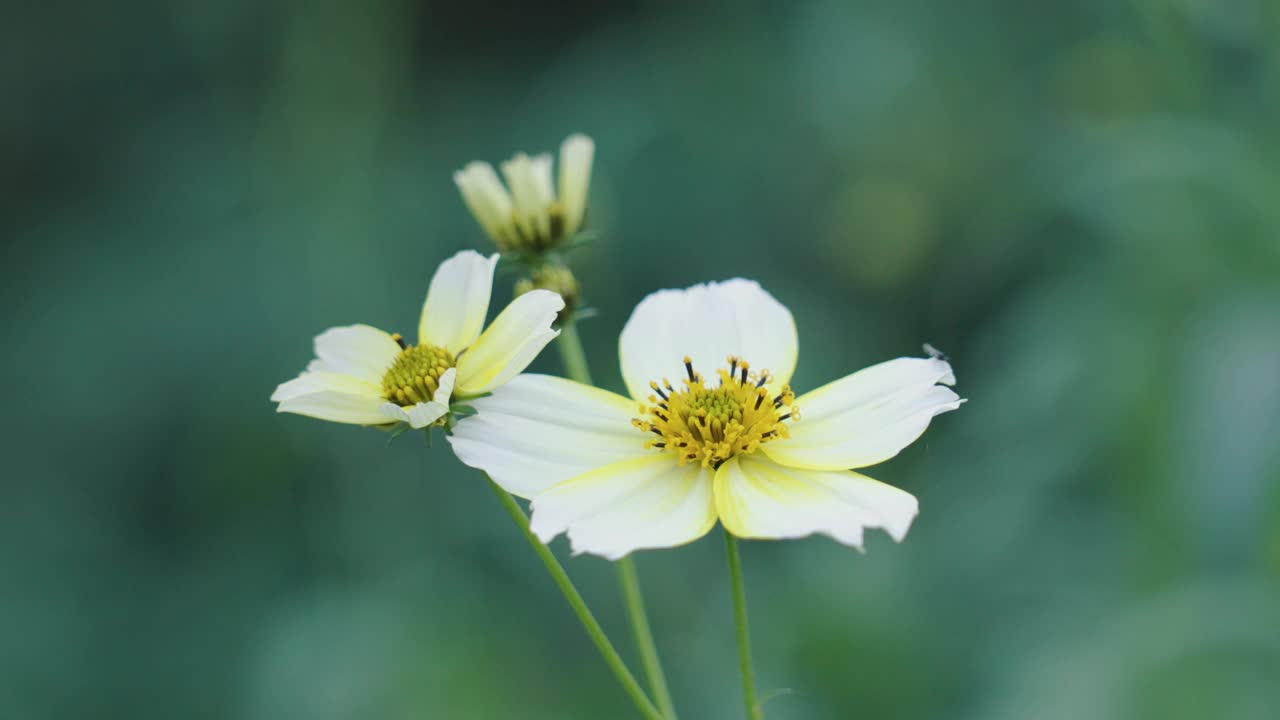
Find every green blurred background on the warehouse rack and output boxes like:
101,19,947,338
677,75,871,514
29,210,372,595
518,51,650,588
5,1,1280,717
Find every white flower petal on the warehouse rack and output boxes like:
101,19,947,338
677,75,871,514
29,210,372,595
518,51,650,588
500,153,543,241
433,367,456,405
307,325,401,384
715,454,918,549
558,134,594,235
448,374,647,498
418,251,500,353
618,279,798,401
272,370,382,403
276,383,391,425
454,162,515,245
380,402,410,423
528,153,554,240
454,290,563,395
380,401,449,429
529,454,717,560
413,403,449,427
763,357,961,471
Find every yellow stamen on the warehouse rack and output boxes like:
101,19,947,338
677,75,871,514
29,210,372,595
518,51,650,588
634,356,799,468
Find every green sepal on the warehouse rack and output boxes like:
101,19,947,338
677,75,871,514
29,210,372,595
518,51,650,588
383,423,411,446
563,229,598,249
497,229,597,271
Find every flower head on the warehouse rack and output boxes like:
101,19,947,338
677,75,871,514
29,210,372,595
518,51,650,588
449,280,962,559
272,250,564,429
454,134,595,254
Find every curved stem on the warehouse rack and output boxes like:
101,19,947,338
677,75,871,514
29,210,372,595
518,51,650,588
618,556,678,719
488,478,663,720
556,319,677,718
724,530,762,720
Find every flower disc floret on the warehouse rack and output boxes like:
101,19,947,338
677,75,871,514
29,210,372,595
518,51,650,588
633,355,798,468
381,335,456,407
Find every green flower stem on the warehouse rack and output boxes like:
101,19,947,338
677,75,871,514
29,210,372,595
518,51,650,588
556,318,594,386
724,530,762,720
487,478,663,720
556,319,678,719
617,556,678,720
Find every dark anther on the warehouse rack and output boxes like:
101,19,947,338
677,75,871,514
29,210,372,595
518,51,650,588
755,393,765,410
685,358,695,381
755,374,769,388
740,366,749,385
653,384,669,401
653,442,666,448
773,395,785,408
778,413,792,422
654,411,669,422
650,427,664,435
392,333,409,350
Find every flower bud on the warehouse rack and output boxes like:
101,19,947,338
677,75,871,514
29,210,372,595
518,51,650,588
515,264,580,320
454,134,594,256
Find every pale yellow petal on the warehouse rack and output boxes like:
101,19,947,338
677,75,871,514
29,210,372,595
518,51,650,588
418,251,500,353
448,374,646,498
379,401,448,429
529,454,717,560
500,153,543,241
454,162,515,246
763,357,961,471
558,134,594,235
308,325,401,384
618,279,797,401
274,371,390,425
714,454,917,549
432,367,456,405
272,370,380,403
453,290,563,395
527,153,554,240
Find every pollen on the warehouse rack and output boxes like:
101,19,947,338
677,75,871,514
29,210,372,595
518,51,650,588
381,334,455,407
632,355,799,468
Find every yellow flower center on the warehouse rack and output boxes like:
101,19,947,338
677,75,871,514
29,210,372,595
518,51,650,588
633,356,799,468
381,334,455,407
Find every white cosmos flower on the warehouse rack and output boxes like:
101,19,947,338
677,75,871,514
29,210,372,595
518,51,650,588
454,134,594,253
272,250,564,429
449,279,962,560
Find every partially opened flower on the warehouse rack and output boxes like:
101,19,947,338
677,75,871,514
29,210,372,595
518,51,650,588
272,251,563,429
454,134,594,254
449,280,962,559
